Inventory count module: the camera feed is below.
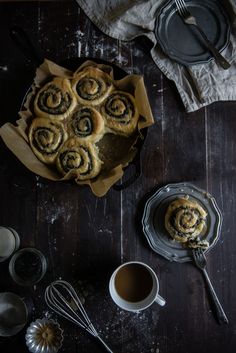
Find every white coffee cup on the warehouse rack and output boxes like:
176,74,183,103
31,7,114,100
109,261,166,312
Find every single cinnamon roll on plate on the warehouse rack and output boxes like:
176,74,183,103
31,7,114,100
56,138,102,180
34,77,77,120
142,183,221,262
29,117,68,164
101,91,139,136
165,196,208,244
72,66,114,106
68,106,105,143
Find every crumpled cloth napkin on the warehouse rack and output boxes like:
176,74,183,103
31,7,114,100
76,0,236,112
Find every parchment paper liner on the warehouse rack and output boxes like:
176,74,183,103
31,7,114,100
0,59,154,197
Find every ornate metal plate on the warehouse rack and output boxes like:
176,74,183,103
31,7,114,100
142,183,222,263
155,0,230,66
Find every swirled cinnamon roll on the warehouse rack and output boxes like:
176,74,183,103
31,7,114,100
29,118,68,164
56,138,102,180
101,91,139,136
165,197,208,244
71,66,114,106
34,77,77,120
68,106,105,143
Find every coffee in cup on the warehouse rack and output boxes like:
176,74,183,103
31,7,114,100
109,261,165,312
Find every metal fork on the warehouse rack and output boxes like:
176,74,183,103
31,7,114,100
175,0,231,70
192,248,228,324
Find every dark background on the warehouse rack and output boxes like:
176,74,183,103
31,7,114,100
0,1,236,353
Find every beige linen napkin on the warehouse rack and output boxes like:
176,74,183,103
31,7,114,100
76,0,236,112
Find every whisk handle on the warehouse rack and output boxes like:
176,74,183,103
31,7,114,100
96,335,114,353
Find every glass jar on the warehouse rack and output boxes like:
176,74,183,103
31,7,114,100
9,248,47,286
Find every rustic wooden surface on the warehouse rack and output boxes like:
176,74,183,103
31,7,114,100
0,1,236,353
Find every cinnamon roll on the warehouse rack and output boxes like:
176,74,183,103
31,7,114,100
101,91,139,136
29,118,68,164
34,77,77,120
56,138,102,180
71,66,114,106
165,197,208,244
68,106,105,143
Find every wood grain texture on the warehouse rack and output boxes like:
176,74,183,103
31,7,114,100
0,1,236,353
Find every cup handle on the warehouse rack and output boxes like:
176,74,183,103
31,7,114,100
155,293,166,306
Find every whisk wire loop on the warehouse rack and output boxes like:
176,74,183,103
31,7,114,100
53,281,97,335
44,280,113,352
52,283,89,329
45,287,88,330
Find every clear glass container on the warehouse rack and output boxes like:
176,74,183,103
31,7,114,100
9,248,47,286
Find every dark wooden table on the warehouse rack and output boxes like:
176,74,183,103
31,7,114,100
0,1,236,353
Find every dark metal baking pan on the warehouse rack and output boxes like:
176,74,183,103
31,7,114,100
9,26,148,191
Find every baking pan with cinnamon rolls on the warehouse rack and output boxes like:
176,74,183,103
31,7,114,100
0,59,154,196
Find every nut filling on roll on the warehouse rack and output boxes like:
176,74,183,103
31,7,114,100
72,66,114,106
56,138,102,181
29,118,68,164
69,106,105,143
165,196,209,249
101,91,139,136
34,78,77,120
76,77,103,100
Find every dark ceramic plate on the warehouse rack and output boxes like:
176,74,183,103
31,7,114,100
155,0,230,66
142,183,222,263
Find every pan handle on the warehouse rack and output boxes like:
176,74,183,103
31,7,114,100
10,26,44,66
113,155,141,191
113,128,147,191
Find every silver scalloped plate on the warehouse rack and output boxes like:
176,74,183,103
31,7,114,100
142,183,222,263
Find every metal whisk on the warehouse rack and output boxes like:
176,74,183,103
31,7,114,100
45,280,113,353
